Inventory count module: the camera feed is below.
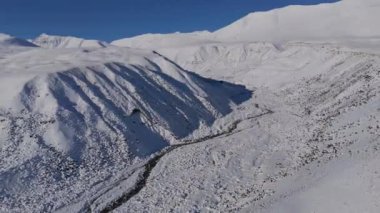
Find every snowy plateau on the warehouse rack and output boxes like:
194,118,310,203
1,0,380,212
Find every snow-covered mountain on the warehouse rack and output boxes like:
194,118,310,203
114,42,380,212
0,44,250,211
32,34,109,48
111,31,213,49
1,0,380,212
112,0,380,50
213,0,380,43
0,33,37,47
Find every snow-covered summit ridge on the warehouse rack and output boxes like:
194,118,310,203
111,0,380,49
32,33,109,48
5,0,379,49
213,0,380,42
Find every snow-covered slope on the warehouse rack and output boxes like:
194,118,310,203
0,33,37,47
1,0,380,212
32,34,109,48
156,42,281,87
93,1,380,208
114,43,380,213
0,44,250,212
214,0,380,43
112,0,380,50
157,42,380,89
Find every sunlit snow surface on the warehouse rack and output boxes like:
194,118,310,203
113,43,380,212
0,40,250,212
1,0,380,212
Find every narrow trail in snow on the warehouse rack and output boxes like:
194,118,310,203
98,109,274,213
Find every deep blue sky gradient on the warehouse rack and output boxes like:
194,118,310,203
0,0,339,41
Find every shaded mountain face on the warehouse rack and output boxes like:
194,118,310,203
32,34,109,48
0,45,251,211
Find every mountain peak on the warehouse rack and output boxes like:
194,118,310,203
213,0,380,43
32,34,109,48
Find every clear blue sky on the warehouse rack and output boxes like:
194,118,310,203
0,0,338,41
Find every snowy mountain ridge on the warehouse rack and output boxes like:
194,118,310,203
213,0,380,43
111,31,214,49
112,0,380,50
0,44,251,212
1,0,380,212
32,33,109,48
